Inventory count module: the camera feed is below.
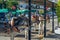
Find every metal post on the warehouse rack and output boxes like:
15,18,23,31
44,0,46,37
28,0,31,40
52,2,54,33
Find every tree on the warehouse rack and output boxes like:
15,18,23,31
56,0,60,26
56,0,60,22
6,0,18,9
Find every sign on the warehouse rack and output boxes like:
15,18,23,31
39,9,44,14
0,9,8,13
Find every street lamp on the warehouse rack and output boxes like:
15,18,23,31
52,2,54,33
44,0,46,37
28,0,31,40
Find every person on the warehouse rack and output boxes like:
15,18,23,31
4,22,11,34
39,15,44,34
10,17,20,32
31,14,36,23
25,25,28,39
5,15,20,34
46,14,50,23
39,15,44,27
9,8,20,32
0,13,5,21
35,14,40,24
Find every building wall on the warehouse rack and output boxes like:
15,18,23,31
20,0,56,7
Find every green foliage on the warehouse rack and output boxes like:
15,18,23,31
0,0,2,3
6,1,12,9
6,1,18,9
56,6,60,17
58,17,60,22
56,0,60,22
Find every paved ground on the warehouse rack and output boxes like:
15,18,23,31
0,36,60,40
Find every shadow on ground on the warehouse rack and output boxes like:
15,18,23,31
45,34,60,39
